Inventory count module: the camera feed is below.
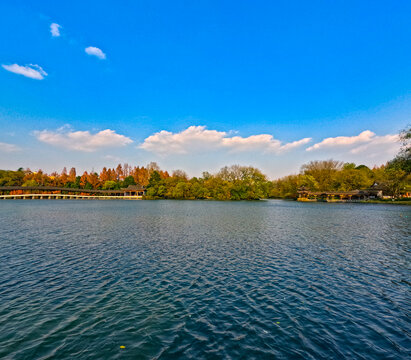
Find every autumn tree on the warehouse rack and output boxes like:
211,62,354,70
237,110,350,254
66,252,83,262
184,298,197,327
60,167,69,186
68,167,77,183
115,164,124,181
100,167,110,182
80,171,89,187
87,172,100,189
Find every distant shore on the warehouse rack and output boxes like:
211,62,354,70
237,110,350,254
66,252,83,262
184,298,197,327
294,198,411,205
358,199,411,205
1,194,410,205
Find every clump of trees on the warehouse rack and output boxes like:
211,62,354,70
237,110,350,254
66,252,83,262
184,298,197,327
0,168,25,186
271,126,410,198
0,162,169,190
1,127,409,200
0,163,271,200
271,161,375,198
145,165,271,200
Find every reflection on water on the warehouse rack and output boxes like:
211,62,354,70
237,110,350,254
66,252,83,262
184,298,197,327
0,200,410,359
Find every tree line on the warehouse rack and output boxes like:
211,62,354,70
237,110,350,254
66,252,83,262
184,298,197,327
0,163,169,191
0,127,409,200
271,126,410,198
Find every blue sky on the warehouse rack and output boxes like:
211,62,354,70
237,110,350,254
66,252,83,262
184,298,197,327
0,0,410,178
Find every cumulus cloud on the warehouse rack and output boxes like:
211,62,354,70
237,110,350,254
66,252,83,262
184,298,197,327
34,127,132,152
222,134,311,153
0,142,21,153
350,134,400,157
306,130,375,151
306,130,400,158
139,125,311,155
50,23,61,37
2,64,47,80
85,46,106,59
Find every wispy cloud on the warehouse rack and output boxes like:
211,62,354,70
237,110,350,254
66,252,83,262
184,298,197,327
0,142,21,153
2,64,47,80
139,125,311,156
306,130,400,159
104,154,122,162
85,46,106,59
50,23,61,37
34,126,132,152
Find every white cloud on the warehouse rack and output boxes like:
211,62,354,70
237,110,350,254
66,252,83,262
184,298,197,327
279,137,313,151
34,127,132,152
350,134,400,157
50,23,61,37
306,130,375,151
139,125,311,156
306,130,400,159
2,64,47,80
0,142,21,153
85,46,106,59
222,134,311,153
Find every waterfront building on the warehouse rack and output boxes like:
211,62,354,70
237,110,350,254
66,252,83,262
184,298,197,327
0,185,147,199
297,185,383,202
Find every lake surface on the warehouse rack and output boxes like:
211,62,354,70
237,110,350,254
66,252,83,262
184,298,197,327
0,200,410,359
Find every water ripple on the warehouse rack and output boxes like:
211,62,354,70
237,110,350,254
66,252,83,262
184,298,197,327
0,200,410,359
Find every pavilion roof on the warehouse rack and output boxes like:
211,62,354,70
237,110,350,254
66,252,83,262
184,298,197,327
122,184,145,191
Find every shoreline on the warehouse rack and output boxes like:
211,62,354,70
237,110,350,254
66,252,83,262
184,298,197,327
1,195,410,205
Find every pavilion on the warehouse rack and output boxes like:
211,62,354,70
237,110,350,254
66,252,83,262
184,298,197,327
122,185,146,197
297,184,383,202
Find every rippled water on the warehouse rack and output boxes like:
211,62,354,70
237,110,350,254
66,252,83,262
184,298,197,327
0,200,410,359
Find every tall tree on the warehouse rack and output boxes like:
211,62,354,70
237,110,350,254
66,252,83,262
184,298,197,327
60,167,68,185
68,167,77,183
115,164,124,180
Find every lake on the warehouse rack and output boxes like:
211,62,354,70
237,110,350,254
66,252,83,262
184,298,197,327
0,200,410,359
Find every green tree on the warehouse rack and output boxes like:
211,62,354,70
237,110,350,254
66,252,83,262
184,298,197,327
22,179,38,187
145,171,164,198
383,168,407,197
102,180,118,190
122,175,136,187
0,169,25,186
301,160,343,191
343,162,356,170
388,126,411,173
334,168,372,191
84,182,93,190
